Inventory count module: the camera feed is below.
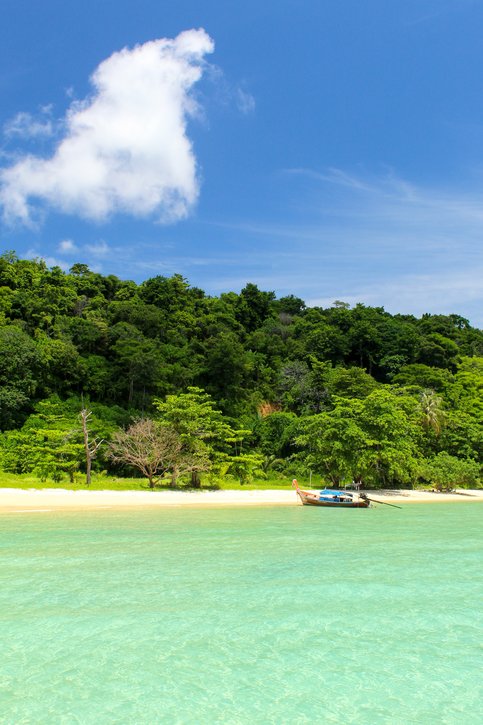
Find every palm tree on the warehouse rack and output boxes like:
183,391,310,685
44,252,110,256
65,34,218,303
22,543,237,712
419,389,446,435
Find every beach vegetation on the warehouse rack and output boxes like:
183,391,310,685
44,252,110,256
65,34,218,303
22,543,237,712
107,418,207,489
418,452,480,491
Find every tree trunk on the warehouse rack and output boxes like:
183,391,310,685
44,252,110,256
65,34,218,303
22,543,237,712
191,470,201,488
171,465,179,488
80,407,103,487
81,408,92,486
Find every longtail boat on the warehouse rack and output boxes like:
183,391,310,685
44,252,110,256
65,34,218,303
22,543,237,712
292,479,370,508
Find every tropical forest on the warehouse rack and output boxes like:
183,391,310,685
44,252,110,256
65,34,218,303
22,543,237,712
0,251,482,490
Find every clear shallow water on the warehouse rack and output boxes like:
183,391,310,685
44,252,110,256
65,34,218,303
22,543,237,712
0,504,482,724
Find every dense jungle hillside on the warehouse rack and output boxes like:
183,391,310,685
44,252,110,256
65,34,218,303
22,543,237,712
0,251,482,488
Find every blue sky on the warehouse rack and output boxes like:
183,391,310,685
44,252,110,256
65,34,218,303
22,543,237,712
1,0,483,325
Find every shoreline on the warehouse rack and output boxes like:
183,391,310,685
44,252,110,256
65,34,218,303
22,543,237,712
0,487,482,512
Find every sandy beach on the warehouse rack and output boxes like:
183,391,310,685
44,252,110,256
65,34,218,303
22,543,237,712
0,487,482,512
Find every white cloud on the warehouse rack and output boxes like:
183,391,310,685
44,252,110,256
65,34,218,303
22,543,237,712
85,240,110,257
4,111,54,139
236,88,255,114
196,167,483,325
0,29,214,225
306,267,483,320
58,239,78,254
25,248,69,271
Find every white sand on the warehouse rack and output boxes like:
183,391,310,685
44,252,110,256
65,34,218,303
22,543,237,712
0,487,482,512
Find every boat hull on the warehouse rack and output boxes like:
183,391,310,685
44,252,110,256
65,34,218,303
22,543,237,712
296,489,370,508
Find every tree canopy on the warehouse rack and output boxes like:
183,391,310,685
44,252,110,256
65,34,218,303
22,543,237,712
0,252,482,489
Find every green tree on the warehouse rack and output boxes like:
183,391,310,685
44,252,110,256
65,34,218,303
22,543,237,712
419,452,480,491
296,390,421,488
1,397,84,482
275,294,306,316
419,389,446,435
417,333,460,370
254,411,299,459
110,322,162,404
296,400,368,485
226,451,264,484
197,332,252,415
438,410,483,464
154,387,244,487
323,363,378,400
357,389,421,487
35,333,85,396
0,325,41,429
393,364,453,392
235,283,276,333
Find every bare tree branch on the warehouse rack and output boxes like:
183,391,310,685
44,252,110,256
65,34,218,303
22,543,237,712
108,419,185,488
80,407,104,486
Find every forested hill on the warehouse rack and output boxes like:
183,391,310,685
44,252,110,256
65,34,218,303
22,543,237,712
1,251,482,488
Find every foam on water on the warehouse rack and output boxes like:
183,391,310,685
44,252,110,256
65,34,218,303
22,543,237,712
0,503,482,724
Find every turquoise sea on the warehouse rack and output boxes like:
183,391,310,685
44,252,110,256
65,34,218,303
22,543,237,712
1,503,482,724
